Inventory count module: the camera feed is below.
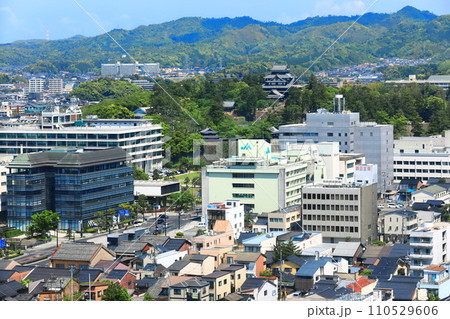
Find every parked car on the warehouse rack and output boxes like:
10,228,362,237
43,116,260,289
197,222,207,228
387,203,398,208
159,214,169,219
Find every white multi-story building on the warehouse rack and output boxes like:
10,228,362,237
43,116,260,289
27,77,45,93
393,130,450,183
101,62,160,76
409,222,450,276
202,152,325,214
48,78,63,94
277,95,393,193
301,181,378,244
0,107,163,172
206,200,245,238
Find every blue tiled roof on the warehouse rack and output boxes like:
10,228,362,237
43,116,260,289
237,233,258,243
295,259,329,277
105,270,128,280
369,257,399,280
376,276,422,301
162,238,191,251
387,244,410,259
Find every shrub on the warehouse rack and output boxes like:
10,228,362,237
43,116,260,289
259,270,274,277
5,229,23,238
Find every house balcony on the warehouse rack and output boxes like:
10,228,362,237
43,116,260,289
410,253,433,259
410,264,429,271
410,242,433,248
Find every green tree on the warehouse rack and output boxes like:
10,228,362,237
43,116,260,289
144,293,155,301
428,292,440,301
26,210,59,238
168,191,195,212
102,282,131,301
94,211,113,231
134,165,149,180
118,202,136,220
152,169,161,180
272,240,302,262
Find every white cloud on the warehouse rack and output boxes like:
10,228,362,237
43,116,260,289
0,6,20,27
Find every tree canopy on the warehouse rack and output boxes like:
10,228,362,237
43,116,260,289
102,282,131,301
27,210,59,238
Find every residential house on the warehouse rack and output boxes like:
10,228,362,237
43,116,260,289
412,185,448,203
369,257,409,279
417,265,450,300
294,258,336,292
242,231,288,254
202,271,232,300
0,281,26,301
269,255,308,276
193,220,234,251
79,282,109,301
38,277,73,301
113,240,153,259
382,210,419,243
332,242,365,265
240,278,278,301
103,270,137,290
167,254,215,277
221,264,246,293
222,252,266,278
162,238,192,252
50,242,115,269
237,233,258,250
266,205,302,232
169,277,210,301
347,278,378,295
206,200,245,237
376,276,422,301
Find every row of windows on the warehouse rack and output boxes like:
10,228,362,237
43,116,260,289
303,203,359,212
269,218,283,223
232,193,255,199
303,193,359,201
304,224,359,233
232,183,254,188
394,168,449,174
0,130,161,140
303,214,359,222
394,161,450,166
286,168,306,177
232,173,254,179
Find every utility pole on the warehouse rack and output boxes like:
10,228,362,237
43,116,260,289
69,265,74,301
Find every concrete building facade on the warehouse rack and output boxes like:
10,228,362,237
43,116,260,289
301,181,378,244
276,95,393,193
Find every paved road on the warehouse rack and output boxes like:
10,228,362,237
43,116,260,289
11,213,201,264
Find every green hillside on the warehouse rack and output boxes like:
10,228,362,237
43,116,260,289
0,6,448,72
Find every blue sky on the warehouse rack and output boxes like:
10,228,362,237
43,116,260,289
0,0,448,44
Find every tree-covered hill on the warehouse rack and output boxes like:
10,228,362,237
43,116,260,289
0,6,447,72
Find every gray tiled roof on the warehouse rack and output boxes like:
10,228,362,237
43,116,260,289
114,241,149,255
235,252,261,263
51,242,115,262
167,261,190,272
170,277,209,288
202,271,229,279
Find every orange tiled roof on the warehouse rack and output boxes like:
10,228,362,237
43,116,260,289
425,265,446,272
347,278,375,293
213,220,232,233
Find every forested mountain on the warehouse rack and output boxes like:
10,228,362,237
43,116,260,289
0,6,448,73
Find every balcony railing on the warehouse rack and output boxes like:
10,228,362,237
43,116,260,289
410,253,433,259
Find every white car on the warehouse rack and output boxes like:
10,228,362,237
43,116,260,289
197,222,207,228
387,203,398,208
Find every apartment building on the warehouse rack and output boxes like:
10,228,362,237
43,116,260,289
266,205,301,232
101,62,160,76
301,181,378,243
277,94,393,193
0,107,163,173
48,78,63,94
205,200,245,237
381,210,419,243
393,130,450,183
409,222,450,276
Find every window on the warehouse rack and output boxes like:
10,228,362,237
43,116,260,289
232,173,254,178
218,281,222,287
173,288,181,295
264,290,268,296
